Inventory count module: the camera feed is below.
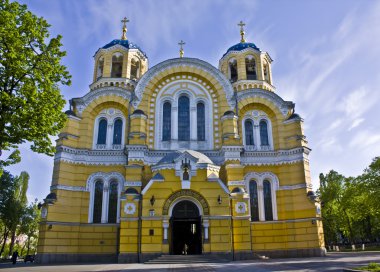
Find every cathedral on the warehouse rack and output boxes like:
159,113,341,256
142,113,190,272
37,19,325,263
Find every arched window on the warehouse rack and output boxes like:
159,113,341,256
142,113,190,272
113,119,123,145
97,119,107,145
229,59,238,83
93,180,104,223
178,96,190,141
162,102,171,141
111,53,123,78
245,56,257,80
249,180,259,221
244,120,254,145
108,180,118,223
130,59,140,79
96,57,104,79
263,180,273,221
197,102,205,141
260,120,269,146
263,62,270,83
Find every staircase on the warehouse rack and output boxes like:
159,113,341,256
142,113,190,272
145,254,231,264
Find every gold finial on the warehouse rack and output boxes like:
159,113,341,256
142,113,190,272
178,40,185,58
238,20,246,43
121,17,129,40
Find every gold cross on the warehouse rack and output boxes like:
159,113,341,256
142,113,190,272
178,40,185,58
121,17,129,40
238,20,246,43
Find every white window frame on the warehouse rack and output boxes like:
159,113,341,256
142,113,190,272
244,172,279,221
154,80,214,150
92,108,126,150
242,111,274,151
87,172,124,224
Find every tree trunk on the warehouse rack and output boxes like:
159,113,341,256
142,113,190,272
343,209,355,244
26,236,30,255
8,230,16,256
0,228,9,256
20,242,26,257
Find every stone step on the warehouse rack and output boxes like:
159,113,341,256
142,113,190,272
145,254,230,264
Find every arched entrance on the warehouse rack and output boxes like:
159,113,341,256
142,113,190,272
170,200,202,255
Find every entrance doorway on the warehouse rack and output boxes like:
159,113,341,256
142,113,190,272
170,200,202,255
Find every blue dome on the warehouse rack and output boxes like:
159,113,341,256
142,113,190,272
97,39,147,57
223,42,260,57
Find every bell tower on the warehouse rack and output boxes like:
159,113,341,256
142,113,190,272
219,21,274,92
90,18,149,91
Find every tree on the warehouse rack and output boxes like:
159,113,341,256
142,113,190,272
19,200,40,255
0,0,71,162
0,170,29,256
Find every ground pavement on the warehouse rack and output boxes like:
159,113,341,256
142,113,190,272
0,252,379,272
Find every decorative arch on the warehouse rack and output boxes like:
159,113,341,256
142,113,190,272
133,58,235,109
237,89,294,118
86,171,125,192
73,87,132,117
162,190,209,216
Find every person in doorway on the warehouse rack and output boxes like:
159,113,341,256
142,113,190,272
11,251,18,265
183,243,188,255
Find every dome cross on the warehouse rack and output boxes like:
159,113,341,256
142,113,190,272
178,40,185,58
238,20,246,43
121,17,129,40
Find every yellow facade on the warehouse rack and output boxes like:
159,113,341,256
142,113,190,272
37,24,325,263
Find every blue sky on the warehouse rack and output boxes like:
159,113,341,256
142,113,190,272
5,0,380,202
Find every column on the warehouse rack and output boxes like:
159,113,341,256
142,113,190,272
163,219,169,243
203,219,209,241
101,183,109,223
107,122,113,149
190,106,197,143
172,106,178,140
257,184,265,221
254,124,261,151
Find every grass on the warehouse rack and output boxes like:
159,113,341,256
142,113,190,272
354,262,380,271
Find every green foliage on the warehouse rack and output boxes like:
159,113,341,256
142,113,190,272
0,169,40,257
318,157,380,246
355,262,380,271
0,0,71,160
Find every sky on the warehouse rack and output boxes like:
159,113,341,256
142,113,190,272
4,0,380,203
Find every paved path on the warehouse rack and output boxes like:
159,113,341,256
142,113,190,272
1,252,379,271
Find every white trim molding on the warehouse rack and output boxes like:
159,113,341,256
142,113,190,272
50,185,86,192
244,171,279,221
54,146,126,166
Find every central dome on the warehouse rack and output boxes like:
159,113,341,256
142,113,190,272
223,42,260,57
101,39,147,57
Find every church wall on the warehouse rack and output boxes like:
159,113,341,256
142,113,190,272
37,223,119,263
250,219,324,258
